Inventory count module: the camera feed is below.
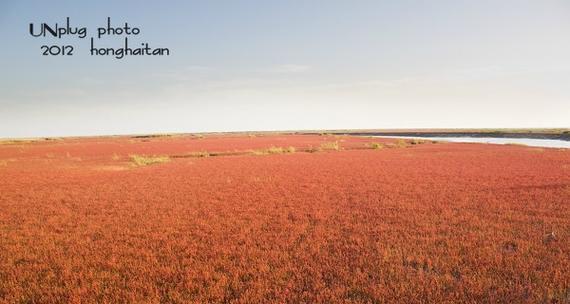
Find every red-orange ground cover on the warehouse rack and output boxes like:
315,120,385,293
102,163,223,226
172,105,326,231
0,134,569,303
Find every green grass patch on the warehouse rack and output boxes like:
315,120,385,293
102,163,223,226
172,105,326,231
409,139,426,145
253,146,296,155
187,151,211,158
396,139,408,148
130,155,170,167
370,142,384,149
320,141,340,151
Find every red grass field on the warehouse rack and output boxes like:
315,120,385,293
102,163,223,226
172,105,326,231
0,134,569,303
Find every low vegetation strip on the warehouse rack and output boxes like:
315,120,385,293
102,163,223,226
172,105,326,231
166,140,429,160
320,141,340,151
370,142,384,149
129,154,170,166
252,146,296,155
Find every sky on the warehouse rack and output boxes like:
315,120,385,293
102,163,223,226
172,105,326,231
0,0,569,138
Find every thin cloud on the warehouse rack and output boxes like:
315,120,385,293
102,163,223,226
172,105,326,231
271,64,311,73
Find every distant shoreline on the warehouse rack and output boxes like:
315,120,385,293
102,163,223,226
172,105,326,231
327,131,570,141
2,128,569,141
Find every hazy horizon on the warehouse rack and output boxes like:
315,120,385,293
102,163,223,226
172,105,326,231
1,1,569,138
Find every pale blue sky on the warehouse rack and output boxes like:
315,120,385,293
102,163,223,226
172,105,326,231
1,1,569,137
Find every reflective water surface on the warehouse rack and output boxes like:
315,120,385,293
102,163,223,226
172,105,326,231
375,136,570,148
